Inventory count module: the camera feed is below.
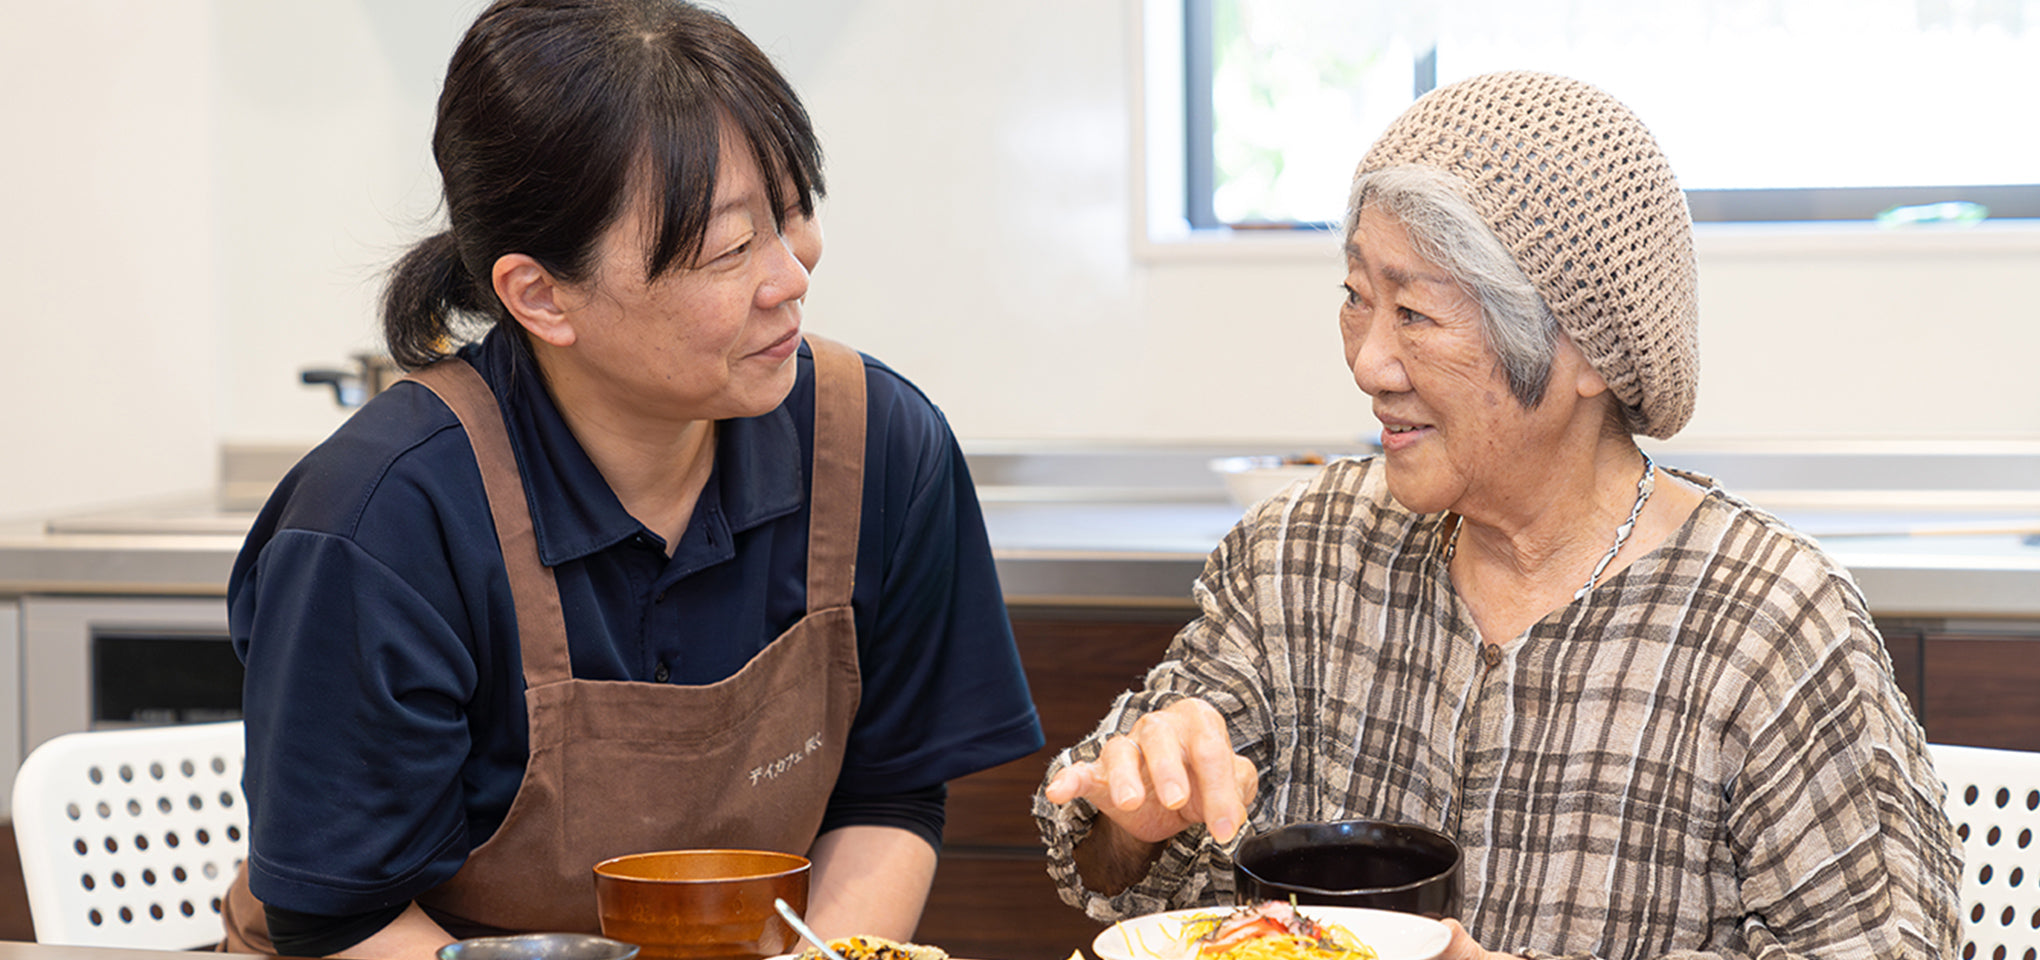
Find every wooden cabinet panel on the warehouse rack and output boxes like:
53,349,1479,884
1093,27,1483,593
1878,626,1925,725
0,825,33,942
917,852,1108,960
945,754,1055,850
943,614,1184,848
1921,634,2040,751
931,610,1187,958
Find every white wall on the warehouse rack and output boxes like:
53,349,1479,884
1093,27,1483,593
1,3,222,521
209,1,474,444
4,0,2037,523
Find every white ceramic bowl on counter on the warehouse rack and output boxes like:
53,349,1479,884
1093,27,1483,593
1210,455,1330,509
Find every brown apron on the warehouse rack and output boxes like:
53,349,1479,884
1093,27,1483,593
224,335,868,950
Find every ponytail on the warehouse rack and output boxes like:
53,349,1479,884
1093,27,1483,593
381,231,495,370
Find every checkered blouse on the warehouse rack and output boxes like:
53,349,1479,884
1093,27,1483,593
1033,456,1960,960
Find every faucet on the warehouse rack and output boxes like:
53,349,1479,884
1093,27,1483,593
300,353,403,408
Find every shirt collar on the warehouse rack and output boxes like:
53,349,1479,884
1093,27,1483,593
466,329,806,567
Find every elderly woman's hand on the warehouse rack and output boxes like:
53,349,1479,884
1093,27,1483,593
1044,697,1258,844
1436,920,1525,960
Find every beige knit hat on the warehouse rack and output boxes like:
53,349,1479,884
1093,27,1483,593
1357,71,1699,439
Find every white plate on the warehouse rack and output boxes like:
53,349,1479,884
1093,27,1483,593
1090,906,1450,960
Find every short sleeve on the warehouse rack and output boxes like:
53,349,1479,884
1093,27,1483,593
232,528,480,914
1717,575,1962,959
830,365,1043,795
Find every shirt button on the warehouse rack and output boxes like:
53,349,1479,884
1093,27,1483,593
653,662,671,683
1481,645,1502,668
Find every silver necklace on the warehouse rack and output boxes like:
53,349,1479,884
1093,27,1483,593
1574,451,1655,599
1444,451,1656,600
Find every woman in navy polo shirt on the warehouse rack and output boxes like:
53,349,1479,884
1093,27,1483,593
221,2,1042,956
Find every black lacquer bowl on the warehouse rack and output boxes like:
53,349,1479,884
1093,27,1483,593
1233,820,1462,919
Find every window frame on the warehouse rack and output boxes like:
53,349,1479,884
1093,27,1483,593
1167,0,2040,236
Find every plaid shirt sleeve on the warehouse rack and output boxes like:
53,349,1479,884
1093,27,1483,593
1031,509,1280,921
1504,569,1962,960
1697,562,1961,959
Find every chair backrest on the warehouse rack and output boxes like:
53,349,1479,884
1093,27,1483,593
9,721,246,949
1930,742,2040,960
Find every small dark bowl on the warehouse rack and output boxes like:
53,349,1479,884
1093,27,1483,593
438,934,641,960
1233,819,1462,918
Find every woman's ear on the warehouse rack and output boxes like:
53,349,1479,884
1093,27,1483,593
1574,357,1611,400
1554,331,1610,399
493,254,576,348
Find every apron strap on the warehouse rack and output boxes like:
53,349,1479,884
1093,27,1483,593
404,361,575,687
802,335,866,611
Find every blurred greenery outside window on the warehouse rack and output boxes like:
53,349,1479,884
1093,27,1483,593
1186,0,2040,228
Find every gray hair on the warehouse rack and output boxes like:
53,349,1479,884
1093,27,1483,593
1346,165,1560,409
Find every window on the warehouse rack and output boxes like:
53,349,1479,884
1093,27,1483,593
1173,0,2040,229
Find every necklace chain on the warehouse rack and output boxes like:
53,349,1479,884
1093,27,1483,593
1443,451,1657,600
1574,451,1655,599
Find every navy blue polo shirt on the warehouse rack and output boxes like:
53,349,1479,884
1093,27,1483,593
227,329,1043,916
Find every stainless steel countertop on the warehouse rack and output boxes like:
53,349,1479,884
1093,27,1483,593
982,500,2040,617
5,441,2040,617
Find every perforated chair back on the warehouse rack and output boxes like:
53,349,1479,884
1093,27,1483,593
9,721,246,949
1931,742,2040,960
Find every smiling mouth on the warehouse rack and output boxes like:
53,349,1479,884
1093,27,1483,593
1378,420,1432,451
749,327,804,362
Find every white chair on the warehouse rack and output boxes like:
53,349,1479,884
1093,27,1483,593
1930,742,2040,960
10,721,247,949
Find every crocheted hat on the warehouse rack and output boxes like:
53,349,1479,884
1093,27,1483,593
1357,71,1699,439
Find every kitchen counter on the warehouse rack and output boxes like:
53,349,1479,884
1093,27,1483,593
982,501,2040,619
5,441,2040,619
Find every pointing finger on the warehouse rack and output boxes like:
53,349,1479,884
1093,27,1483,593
1044,762,1093,805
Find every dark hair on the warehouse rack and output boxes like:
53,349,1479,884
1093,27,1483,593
382,0,825,369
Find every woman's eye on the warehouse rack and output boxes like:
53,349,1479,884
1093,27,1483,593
1396,306,1429,325
1340,284,1363,309
712,235,754,262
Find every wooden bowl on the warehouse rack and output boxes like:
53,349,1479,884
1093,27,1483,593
1233,819,1461,918
592,850,810,960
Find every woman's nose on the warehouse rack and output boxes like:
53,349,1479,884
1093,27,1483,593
760,216,822,306
1345,308,1406,396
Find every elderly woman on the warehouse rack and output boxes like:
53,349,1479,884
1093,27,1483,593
1036,72,1959,959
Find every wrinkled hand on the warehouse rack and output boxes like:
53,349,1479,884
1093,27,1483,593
1043,698,1259,844
1435,920,1525,960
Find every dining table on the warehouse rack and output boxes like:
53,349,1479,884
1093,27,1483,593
0,945,300,960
